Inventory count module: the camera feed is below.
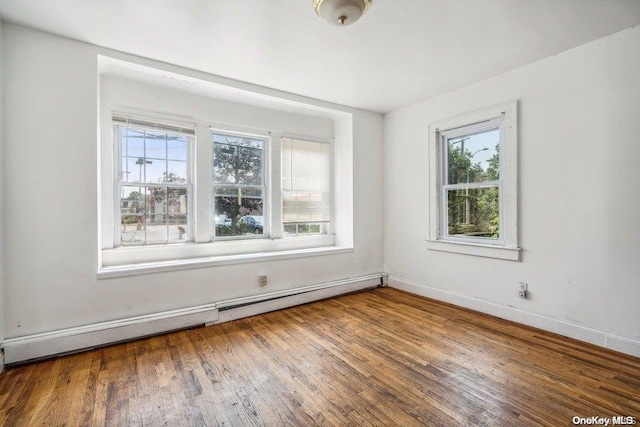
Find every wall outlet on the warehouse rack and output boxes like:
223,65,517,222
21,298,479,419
258,274,268,287
518,282,528,299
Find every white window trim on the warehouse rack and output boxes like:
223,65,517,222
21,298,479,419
113,115,195,247
100,107,199,250
99,106,338,277
427,100,521,261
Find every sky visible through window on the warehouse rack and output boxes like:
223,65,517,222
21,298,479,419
448,128,499,179
446,127,500,239
119,127,190,245
121,129,188,184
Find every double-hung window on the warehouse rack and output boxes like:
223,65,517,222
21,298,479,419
210,132,332,239
212,132,267,239
428,101,520,261
114,115,193,246
441,120,502,242
282,137,331,236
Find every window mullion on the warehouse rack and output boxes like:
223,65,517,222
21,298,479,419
329,136,335,236
194,124,211,243
113,128,122,248
441,185,448,238
270,132,283,239
441,134,449,186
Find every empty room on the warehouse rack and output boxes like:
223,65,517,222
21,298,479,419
0,0,638,425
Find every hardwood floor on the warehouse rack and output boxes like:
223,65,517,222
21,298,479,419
0,288,638,426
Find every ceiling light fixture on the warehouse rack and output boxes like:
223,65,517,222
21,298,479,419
314,0,372,26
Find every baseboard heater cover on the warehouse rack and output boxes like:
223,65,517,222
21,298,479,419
213,273,384,324
2,273,385,364
216,273,386,311
3,303,220,365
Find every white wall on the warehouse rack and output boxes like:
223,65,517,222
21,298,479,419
384,27,640,356
2,24,383,339
0,19,5,370
100,74,335,140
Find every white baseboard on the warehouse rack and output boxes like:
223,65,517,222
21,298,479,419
2,273,384,364
389,276,640,358
215,273,383,324
3,303,220,364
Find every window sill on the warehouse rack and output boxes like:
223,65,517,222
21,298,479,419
98,244,352,280
427,239,521,261
103,234,334,265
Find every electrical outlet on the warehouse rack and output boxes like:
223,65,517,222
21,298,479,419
518,282,528,299
258,274,268,287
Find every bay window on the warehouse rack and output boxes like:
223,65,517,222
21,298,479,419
100,109,337,274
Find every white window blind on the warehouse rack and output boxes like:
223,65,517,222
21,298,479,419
282,138,331,236
112,114,196,136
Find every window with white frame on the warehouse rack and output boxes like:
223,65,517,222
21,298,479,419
428,101,520,261
101,110,337,272
282,137,331,236
212,132,267,239
114,115,193,246
209,132,332,239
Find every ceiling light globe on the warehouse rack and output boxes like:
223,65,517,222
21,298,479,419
314,0,372,26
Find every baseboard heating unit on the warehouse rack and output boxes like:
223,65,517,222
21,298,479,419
2,273,387,364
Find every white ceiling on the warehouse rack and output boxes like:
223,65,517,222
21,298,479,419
1,0,640,113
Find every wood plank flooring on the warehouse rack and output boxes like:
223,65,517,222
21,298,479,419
0,288,638,426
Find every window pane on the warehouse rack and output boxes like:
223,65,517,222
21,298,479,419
167,136,188,161
214,190,263,238
122,157,165,184
168,215,188,242
447,186,499,239
447,128,499,185
144,215,168,245
120,215,145,246
283,191,330,222
144,186,167,244
122,157,145,182
119,186,188,245
122,128,144,158
283,222,328,237
168,188,188,215
116,122,192,247
121,130,188,184
213,134,264,185
145,131,167,160
120,186,146,215
167,160,187,183
142,187,168,245
144,158,166,183
120,186,147,246
282,138,330,192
